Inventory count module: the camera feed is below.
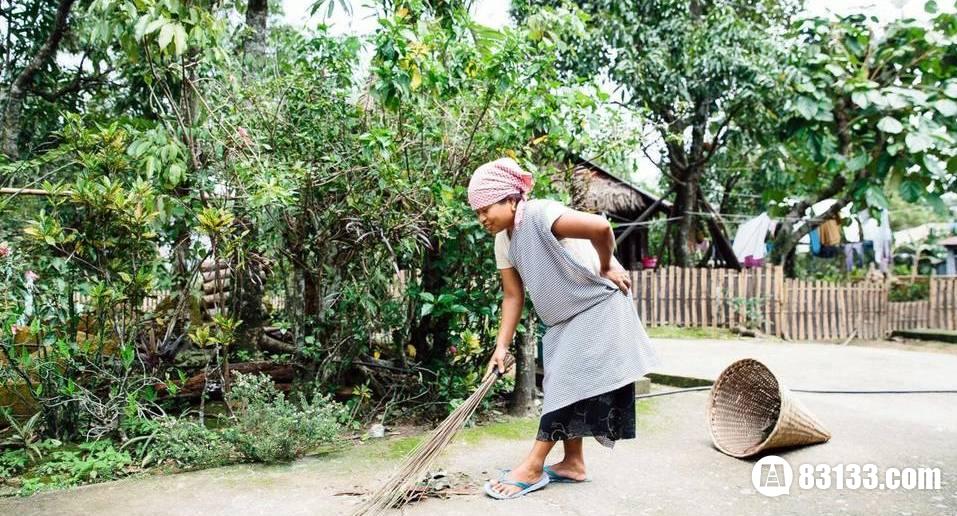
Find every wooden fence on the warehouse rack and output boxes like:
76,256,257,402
71,268,956,342
929,276,957,331
628,266,957,341
887,300,930,331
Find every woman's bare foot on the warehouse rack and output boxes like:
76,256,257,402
488,461,545,496
546,458,587,481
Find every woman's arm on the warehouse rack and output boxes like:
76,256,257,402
488,267,524,374
551,209,632,292
551,209,615,271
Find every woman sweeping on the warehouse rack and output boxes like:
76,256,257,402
468,157,661,500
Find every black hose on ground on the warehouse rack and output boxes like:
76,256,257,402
635,386,957,400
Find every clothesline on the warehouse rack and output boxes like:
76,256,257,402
685,211,808,222
608,210,877,228
610,216,683,228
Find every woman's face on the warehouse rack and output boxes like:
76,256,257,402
475,198,516,234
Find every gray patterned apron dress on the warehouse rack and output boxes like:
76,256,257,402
508,199,661,448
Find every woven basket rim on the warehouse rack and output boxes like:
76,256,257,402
706,358,784,457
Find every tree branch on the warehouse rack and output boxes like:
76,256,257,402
1,0,77,158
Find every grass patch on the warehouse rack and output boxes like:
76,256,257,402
636,400,656,432
340,397,666,465
645,373,714,388
635,396,660,417
647,325,736,340
457,416,539,445
387,436,425,458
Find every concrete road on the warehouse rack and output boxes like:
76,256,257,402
2,338,955,516
650,337,957,430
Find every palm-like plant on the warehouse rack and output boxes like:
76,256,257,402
1,410,44,462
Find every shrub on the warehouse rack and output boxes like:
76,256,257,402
130,416,236,470
0,449,29,478
888,279,930,302
225,372,346,463
34,441,131,483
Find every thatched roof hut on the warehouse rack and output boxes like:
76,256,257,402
551,156,671,269
557,155,739,269
566,157,671,220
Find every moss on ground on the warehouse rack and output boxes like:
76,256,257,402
646,326,736,339
339,395,665,466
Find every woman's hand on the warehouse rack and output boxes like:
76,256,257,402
601,269,632,294
487,345,509,376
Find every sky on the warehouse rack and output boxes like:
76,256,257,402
277,0,952,187
280,0,949,33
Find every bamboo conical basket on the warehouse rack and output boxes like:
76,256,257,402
706,358,831,458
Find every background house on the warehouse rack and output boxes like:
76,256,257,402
562,155,739,269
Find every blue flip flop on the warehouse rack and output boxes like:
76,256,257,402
544,465,590,483
483,471,550,500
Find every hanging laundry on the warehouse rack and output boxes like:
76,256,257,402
876,209,893,272
818,217,842,246
843,217,861,243
844,243,865,271
731,212,772,264
809,228,821,256
861,209,893,272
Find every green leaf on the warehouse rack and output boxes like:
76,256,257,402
825,63,845,76
864,186,889,210
851,91,869,108
172,24,188,56
134,15,151,41
924,154,946,175
796,96,818,120
898,179,923,203
420,303,434,317
143,18,166,39
847,153,868,172
925,0,938,13
944,82,957,99
167,163,184,186
933,99,957,117
876,116,903,134
158,23,175,52
924,192,948,216
905,132,933,153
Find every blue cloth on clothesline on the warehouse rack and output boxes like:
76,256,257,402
809,228,821,256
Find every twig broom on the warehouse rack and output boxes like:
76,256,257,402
350,353,516,515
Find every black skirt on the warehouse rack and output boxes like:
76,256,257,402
536,382,636,449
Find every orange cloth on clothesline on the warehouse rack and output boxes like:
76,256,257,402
819,218,842,246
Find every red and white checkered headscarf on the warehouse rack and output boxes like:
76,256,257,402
467,158,535,227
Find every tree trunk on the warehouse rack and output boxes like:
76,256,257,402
410,244,450,361
670,168,695,267
1,0,76,158
769,197,851,277
509,310,538,416
232,254,267,350
302,267,322,318
244,0,269,59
